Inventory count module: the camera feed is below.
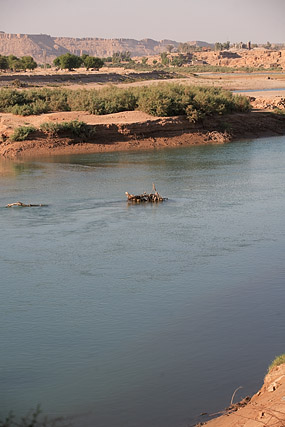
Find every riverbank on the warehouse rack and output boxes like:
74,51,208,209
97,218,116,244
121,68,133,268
1,110,285,158
202,363,285,427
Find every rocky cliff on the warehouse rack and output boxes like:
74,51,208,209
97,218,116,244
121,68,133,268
0,32,182,63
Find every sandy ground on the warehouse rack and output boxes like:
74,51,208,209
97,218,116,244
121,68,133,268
0,110,230,158
1,68,285,92
0,110,155,128
202,364,285,427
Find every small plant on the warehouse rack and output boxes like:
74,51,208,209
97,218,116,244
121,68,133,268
185,105,204,123
273,108,285,116
11,125,36,141
11,79,23,88
268,354,285,372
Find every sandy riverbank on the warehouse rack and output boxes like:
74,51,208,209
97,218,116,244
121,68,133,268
201,364,285,427
1,110,285,159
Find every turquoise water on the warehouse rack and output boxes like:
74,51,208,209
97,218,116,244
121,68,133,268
1,137,285,426
234,87,285,93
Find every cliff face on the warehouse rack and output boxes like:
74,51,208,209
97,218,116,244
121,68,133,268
1,32,284,69
0,33,69,63
0,32,181,63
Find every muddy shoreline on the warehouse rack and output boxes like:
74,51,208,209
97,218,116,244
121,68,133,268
1,111,285,159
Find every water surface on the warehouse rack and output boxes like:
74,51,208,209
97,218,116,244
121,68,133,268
234,87,285,93
1,137,285,426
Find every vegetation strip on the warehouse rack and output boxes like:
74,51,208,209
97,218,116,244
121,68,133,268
0,83,250,119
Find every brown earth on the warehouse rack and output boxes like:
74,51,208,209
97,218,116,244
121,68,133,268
0,68,185,88
201,364,285,427
1,67,285,94
1,110,285,159
194,48,285,70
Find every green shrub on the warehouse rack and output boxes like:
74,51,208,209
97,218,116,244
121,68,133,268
86,87,137,115
11,125,36,141
185,105,205,123
39,120,95,139
136,84,186,116
0,88,70,115
268,354,285,372
0,89,26,109
9,104,34,116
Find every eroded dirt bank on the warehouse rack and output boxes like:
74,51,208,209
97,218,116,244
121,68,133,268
1,110,285,159
201,364,285,427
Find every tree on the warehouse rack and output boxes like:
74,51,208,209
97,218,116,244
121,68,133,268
21,56,37,70
167,44,174,53
53,53,83,70
178,43,192,54
160,52,169,66
215,41,230,51
121,51,131,61
223,41,230,50
214,42,223,51
0,55,8,71
53,57,61,68
112,51,132,64
7,55,22,71
171,54,187,67
82,55,104,70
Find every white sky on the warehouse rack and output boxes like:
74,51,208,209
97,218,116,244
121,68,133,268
0,0,284,43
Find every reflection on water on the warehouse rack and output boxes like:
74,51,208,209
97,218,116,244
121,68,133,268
0,137,285,427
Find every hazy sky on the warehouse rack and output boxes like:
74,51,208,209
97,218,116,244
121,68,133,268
1,0,284,43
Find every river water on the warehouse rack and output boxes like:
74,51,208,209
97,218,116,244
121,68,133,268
1,136,285,427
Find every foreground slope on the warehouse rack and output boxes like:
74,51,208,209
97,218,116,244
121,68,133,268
205,364,285,427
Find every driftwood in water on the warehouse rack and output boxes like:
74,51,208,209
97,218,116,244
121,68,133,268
6,201,46,208
125,184,167,203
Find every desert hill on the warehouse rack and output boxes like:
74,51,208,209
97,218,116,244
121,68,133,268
0,32,214,64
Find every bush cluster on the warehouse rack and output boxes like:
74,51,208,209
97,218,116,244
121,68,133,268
0,55,37,71
39,120,95,138
0,84,251,121
11,125,36,141
53,53,104,71
10,121,95,141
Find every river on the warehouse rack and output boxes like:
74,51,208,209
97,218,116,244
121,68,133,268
1,136,285,426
